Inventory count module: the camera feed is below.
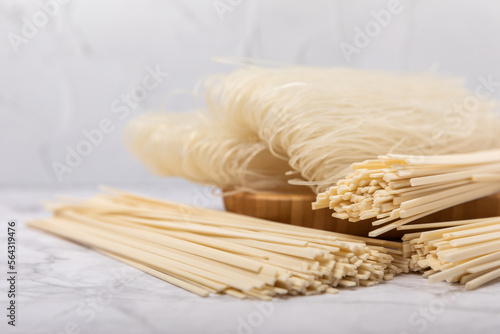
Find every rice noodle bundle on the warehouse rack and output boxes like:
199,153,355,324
28,187,406,299
402,216,500,290
125,65,500,193
312,149,500,236
125,110,294,191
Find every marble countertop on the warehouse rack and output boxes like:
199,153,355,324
2,181,500,334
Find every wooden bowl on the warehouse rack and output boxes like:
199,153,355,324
223,191,500,240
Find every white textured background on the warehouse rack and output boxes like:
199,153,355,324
2,0,500,187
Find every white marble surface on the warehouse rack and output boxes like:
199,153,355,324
1,181,500,334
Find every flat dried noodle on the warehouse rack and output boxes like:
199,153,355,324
402,216,500,290
313,149,500,236
28,187,406,299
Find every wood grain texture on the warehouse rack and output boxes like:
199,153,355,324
223,192,500,240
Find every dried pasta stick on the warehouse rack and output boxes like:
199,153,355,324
402,216,500,290
28,188,405,299
313,149,500,236
104,252,211,297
